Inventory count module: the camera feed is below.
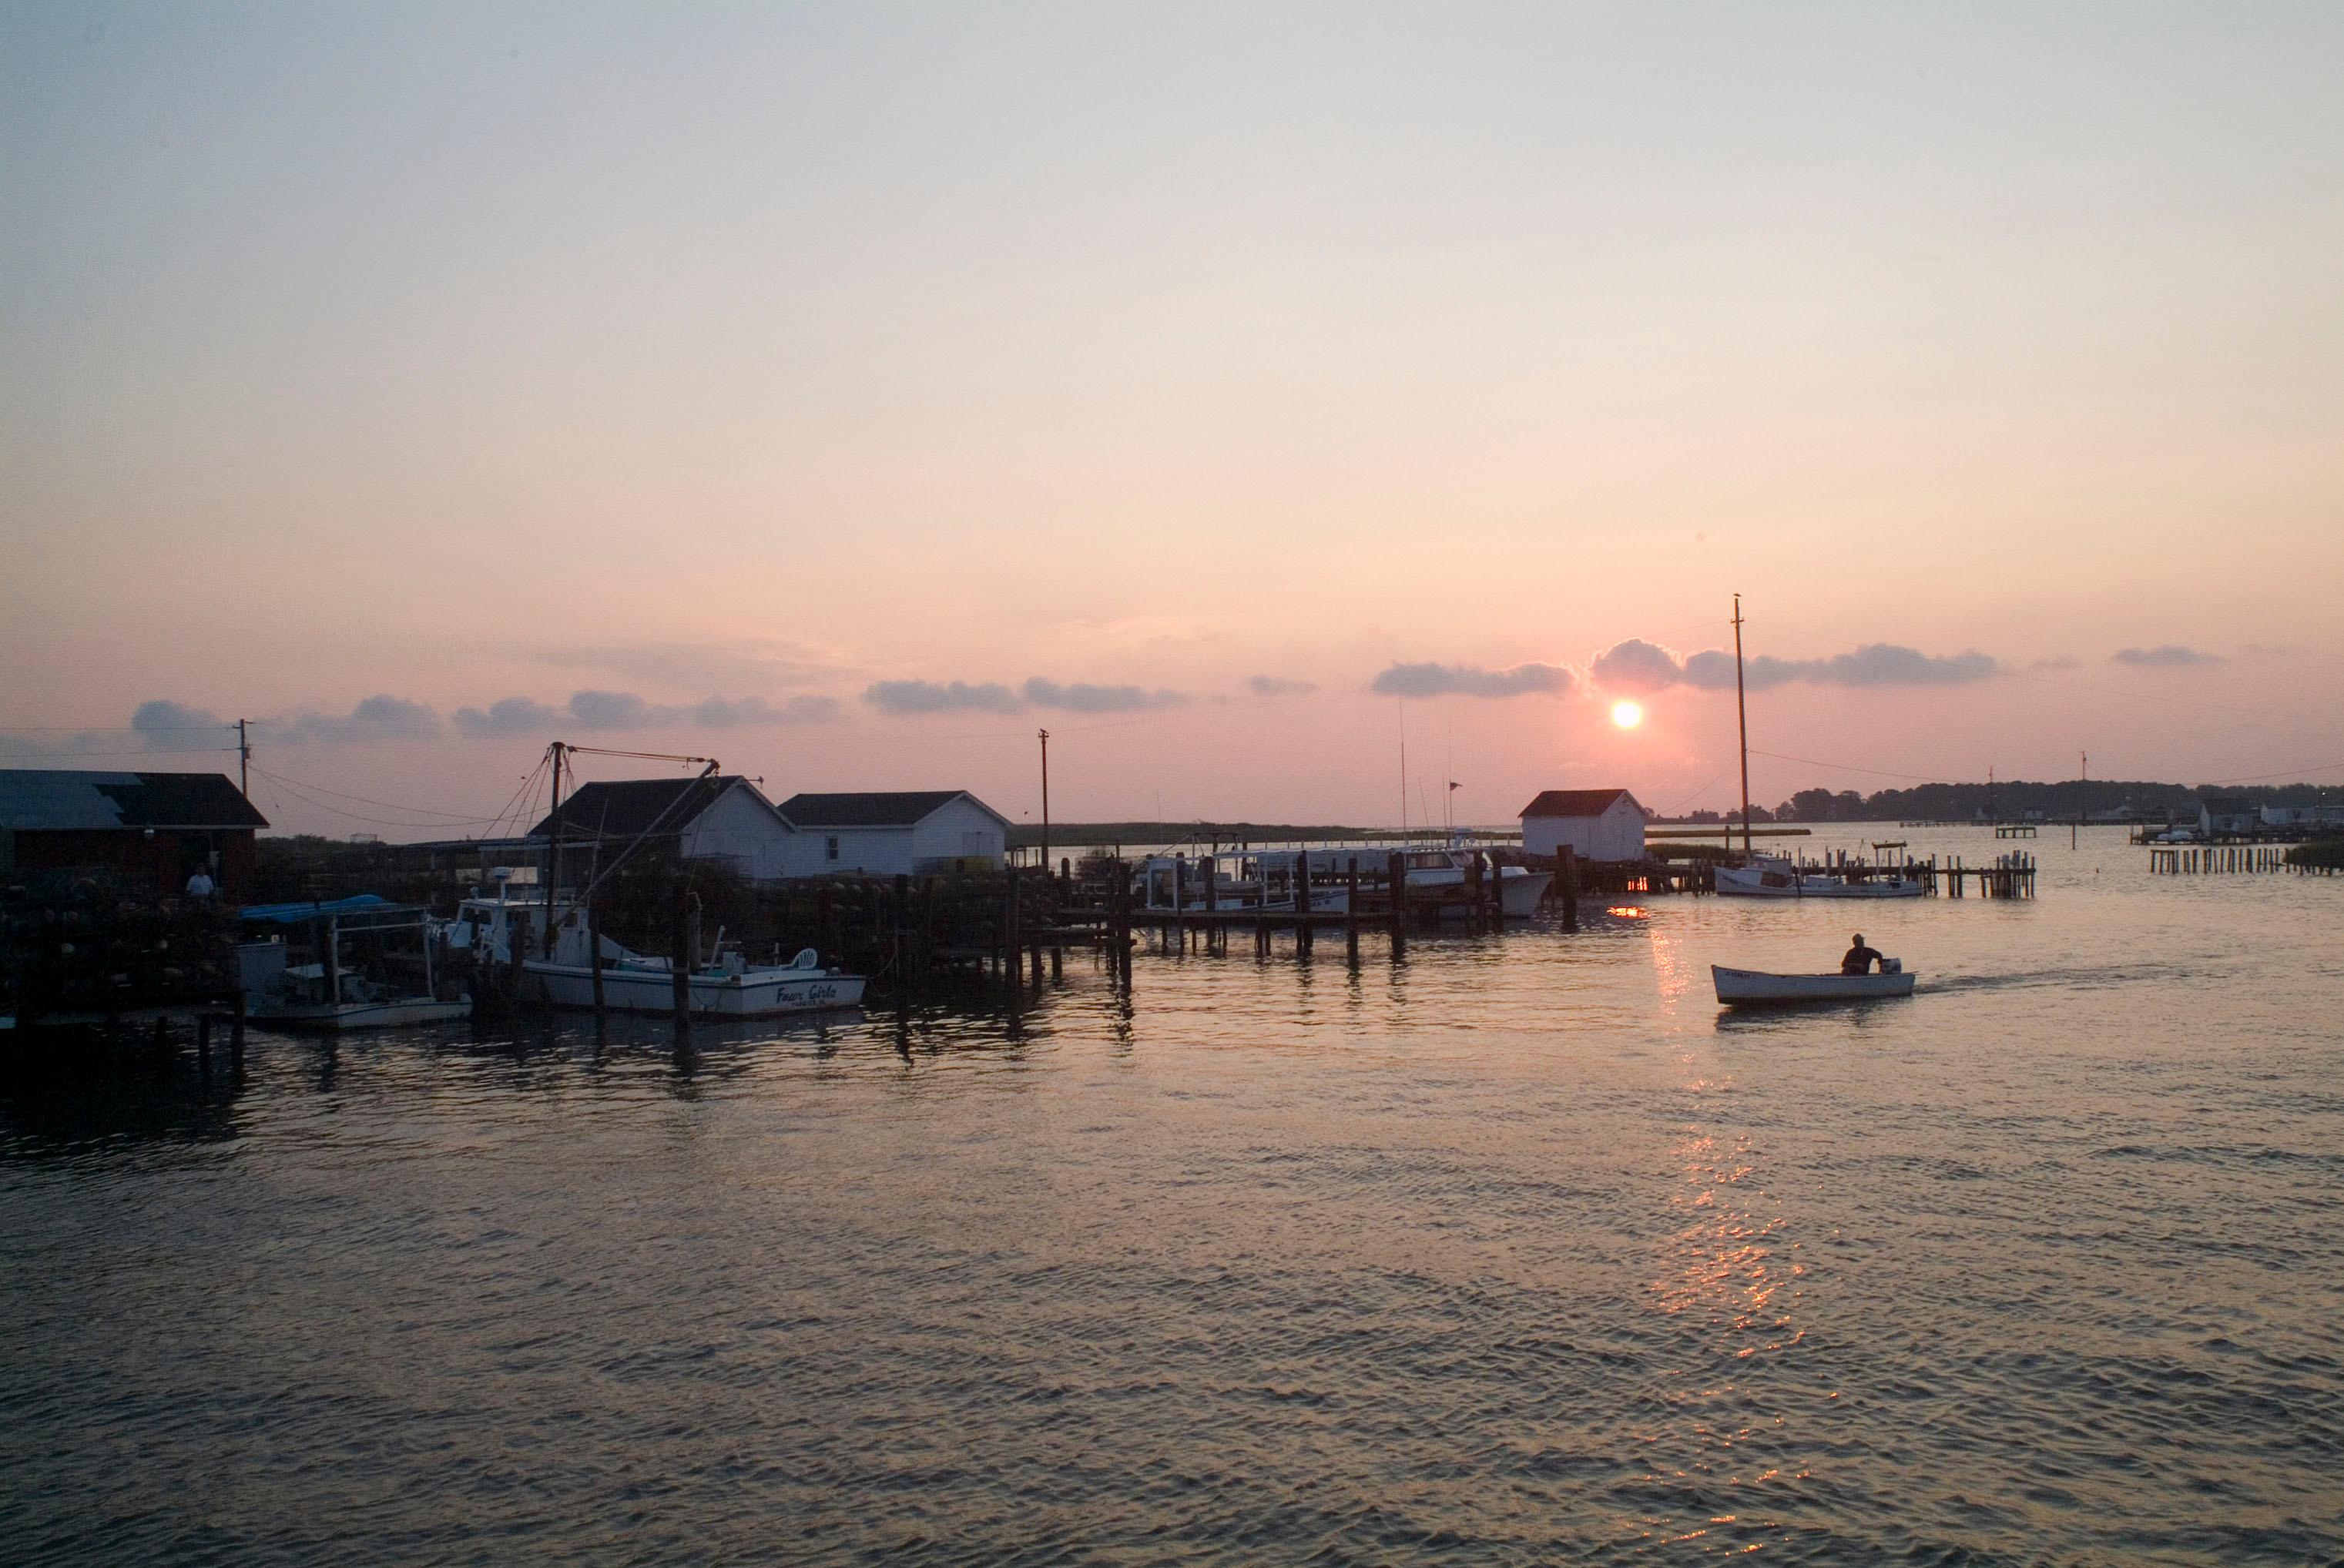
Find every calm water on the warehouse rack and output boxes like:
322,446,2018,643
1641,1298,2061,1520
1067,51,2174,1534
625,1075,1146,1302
5,826,2340,1565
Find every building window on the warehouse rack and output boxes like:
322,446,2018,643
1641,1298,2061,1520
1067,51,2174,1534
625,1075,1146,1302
826,836,840,861
962,831,985,856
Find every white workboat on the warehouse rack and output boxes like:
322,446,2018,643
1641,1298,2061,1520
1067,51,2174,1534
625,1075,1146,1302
451,887,865,1019
1715,860,1929,899
1133,841,1551,919
525,946,864,1017
1712,963,1917,1005
1399,846,1552,916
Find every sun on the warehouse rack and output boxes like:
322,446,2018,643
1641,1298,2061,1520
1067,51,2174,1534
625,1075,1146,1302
1610,699,1645,729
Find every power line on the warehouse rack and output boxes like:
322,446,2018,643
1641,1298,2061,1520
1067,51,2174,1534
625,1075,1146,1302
246,764,508,823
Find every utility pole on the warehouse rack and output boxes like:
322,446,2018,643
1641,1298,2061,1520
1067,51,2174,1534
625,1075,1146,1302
1732,594,1752,857
236,719,251,800
1037,729,1051,873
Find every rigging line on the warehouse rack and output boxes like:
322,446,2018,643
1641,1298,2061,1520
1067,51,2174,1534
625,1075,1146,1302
2201,759,2344,785
1665,767,1731,817
1745,749,1953,785
246,763,508,822
485,756,552,840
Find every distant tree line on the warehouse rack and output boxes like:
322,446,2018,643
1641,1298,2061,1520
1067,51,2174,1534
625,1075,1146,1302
1753,779,2342,824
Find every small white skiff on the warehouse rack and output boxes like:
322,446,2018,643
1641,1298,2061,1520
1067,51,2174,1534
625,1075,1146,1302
1712,963,1916,1005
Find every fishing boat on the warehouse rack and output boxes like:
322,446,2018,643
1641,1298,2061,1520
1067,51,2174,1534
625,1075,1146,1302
1715,858,1930,899
236,894,471,1030
451,884,866,1019
1398,843,1551,916
1132,839,1551,920
1712,962,1916,1005
524,942,864,1018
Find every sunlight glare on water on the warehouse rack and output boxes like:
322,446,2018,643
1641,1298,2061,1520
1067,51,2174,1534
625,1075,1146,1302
2,827,2339,1564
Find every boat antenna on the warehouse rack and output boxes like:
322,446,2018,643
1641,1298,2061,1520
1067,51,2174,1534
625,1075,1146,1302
1732,593,1752,857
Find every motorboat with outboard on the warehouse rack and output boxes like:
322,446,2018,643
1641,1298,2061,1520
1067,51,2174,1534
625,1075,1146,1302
1712,960,1916,1005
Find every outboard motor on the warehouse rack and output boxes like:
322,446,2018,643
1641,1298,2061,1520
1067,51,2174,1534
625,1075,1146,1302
1880,957,1902,974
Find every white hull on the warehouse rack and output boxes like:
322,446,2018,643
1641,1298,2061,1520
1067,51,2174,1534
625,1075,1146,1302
1712,965,1917,1003
523,961,865,1018
247,998,472,1031
1715,866,1928,900
1412,867,1551,916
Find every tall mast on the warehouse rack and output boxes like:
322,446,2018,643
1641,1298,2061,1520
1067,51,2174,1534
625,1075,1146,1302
236,718,251,800
1038,728,1051,873
1732,594,1752,856
543,742,564,957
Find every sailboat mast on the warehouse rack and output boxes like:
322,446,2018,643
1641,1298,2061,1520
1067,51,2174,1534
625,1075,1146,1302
1732,594,1752,857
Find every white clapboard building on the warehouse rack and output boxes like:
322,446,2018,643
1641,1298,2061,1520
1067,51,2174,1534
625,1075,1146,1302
532,775,798,883
1519,788,1648,863
532,780,1010,883
773,791,1010,879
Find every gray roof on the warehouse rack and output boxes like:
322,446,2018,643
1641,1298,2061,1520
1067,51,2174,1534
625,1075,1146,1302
528,776,776,840
0,770,269,831
776,790,1008,829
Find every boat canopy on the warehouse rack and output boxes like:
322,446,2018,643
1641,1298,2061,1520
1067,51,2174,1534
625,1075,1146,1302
236,894,393,924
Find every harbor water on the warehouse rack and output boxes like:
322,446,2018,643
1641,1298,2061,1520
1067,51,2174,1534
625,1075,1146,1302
4,826,2339,1564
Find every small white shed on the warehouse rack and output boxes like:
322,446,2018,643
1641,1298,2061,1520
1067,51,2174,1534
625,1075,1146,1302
774,791,1010,878
1520,788,1648,863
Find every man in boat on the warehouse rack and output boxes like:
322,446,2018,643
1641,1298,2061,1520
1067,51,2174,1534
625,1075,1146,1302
1840,933,1883,975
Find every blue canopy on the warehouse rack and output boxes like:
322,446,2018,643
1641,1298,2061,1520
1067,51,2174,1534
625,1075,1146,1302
236,894,392,925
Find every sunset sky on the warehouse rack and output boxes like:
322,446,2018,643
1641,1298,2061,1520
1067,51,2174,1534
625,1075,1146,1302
6,3,2340,836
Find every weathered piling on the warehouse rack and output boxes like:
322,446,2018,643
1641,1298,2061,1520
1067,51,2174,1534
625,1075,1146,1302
1345,856,1361,966
670,886,692,1028
1295,851,1312,956
1386,851,1407,958
587,901,607,1025
892,873,911,1015
1003,871,1021,1010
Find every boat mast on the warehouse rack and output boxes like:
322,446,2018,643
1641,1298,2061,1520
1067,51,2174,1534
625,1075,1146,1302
1732,594,1752,857
543,741,565,957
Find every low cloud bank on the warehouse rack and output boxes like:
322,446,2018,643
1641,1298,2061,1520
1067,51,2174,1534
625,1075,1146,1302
1245,675,1317,698
452,691,840,735
861,677,1188,716
1369,662,1576,699
1592,639,1997,692
2,691,843,759
2113,645,2221,668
